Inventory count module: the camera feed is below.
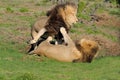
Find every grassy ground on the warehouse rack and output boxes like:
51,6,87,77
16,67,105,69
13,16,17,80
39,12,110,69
0,49,120,80
0,0,120,80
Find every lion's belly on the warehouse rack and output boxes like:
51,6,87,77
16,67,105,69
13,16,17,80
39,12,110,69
43,47,75,62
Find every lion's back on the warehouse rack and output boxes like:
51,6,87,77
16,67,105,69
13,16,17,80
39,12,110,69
32,16,48,32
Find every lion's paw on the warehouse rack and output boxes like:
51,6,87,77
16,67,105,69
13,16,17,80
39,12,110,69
29,40,37,44
60,27,66,34
47,36,53,42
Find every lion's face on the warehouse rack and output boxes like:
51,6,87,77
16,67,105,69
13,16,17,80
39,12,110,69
47,2,78,28
58,5,78,26
76,39,99,62
64,5,78,26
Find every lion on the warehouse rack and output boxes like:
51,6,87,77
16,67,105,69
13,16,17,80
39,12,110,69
28,2,78,53
30,27,99,63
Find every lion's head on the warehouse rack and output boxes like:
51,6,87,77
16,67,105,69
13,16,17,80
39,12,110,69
58,2,78,26
76,39,99,63
46,2,78,32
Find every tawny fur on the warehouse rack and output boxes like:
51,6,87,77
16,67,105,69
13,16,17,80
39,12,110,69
30,2,78,44
31,27,99,63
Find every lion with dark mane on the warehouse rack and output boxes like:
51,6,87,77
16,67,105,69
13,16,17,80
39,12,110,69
30,27,99,63
28,2,78,53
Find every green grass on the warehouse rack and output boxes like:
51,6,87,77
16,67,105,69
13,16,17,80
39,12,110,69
0,48,120,80
19,7,29,12
35,0,51,6
0,23,16,27
109,8,120,17
0,35,119,80
0,0,120,80
77,1,91,20
73,23,119,42
6,7,14,13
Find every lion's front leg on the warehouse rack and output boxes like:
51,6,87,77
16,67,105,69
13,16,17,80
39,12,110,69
30,28,47,44
60,27,74,46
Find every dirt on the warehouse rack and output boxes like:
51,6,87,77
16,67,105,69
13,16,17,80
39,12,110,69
78,13,120,57
87,35,120,57
93,13,120,56
94,13,120,27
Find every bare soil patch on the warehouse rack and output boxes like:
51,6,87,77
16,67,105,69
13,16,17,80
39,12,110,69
95,13,120,27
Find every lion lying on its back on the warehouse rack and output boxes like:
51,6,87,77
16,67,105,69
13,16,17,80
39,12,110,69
30,27,99,63
28,2,78,53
